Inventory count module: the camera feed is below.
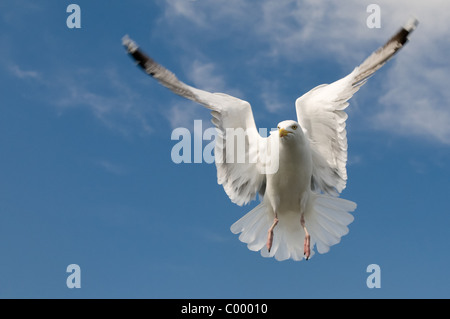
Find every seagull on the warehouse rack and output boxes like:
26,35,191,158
123,19,418,261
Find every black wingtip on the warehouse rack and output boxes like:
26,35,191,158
122,35,157,75
391,18,419,46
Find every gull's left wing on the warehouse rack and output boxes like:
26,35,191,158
296,19,418,196
122,36,267,206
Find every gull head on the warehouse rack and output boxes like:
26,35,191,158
277,120,302,141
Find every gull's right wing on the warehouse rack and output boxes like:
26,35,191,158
295,19,418,196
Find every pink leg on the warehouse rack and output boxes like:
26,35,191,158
266,215,278,253
301,215,311,260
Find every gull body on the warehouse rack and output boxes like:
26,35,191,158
263,121,314,257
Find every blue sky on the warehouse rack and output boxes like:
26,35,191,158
1,0,450,298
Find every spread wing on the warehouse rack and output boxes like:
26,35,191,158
296,19,418,195
122,36,266,206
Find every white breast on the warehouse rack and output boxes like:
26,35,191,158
264,135,313,215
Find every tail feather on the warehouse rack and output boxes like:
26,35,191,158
307,219,336,254
315,212,349,239
306,194,357,255
247,218,268,252
231,194,357,261
286,229,304,261
231,203,270,252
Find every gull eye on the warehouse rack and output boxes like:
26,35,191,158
291,125,298,130
277,126,280,129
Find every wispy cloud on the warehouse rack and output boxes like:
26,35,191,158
96,159,128,176
9,64,41,80
6,60,155,136
55,75,153,136
348,154,363,166
164,100,206,131
187,60,227,93
199,228,231,244
164,59,242,130
260,80,286,113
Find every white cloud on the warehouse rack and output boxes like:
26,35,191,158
372,1,450,144
158,0,450,145
163,0,254,29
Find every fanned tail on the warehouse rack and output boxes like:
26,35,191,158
230,194,357,261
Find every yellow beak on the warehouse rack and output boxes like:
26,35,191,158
279,128,291,137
